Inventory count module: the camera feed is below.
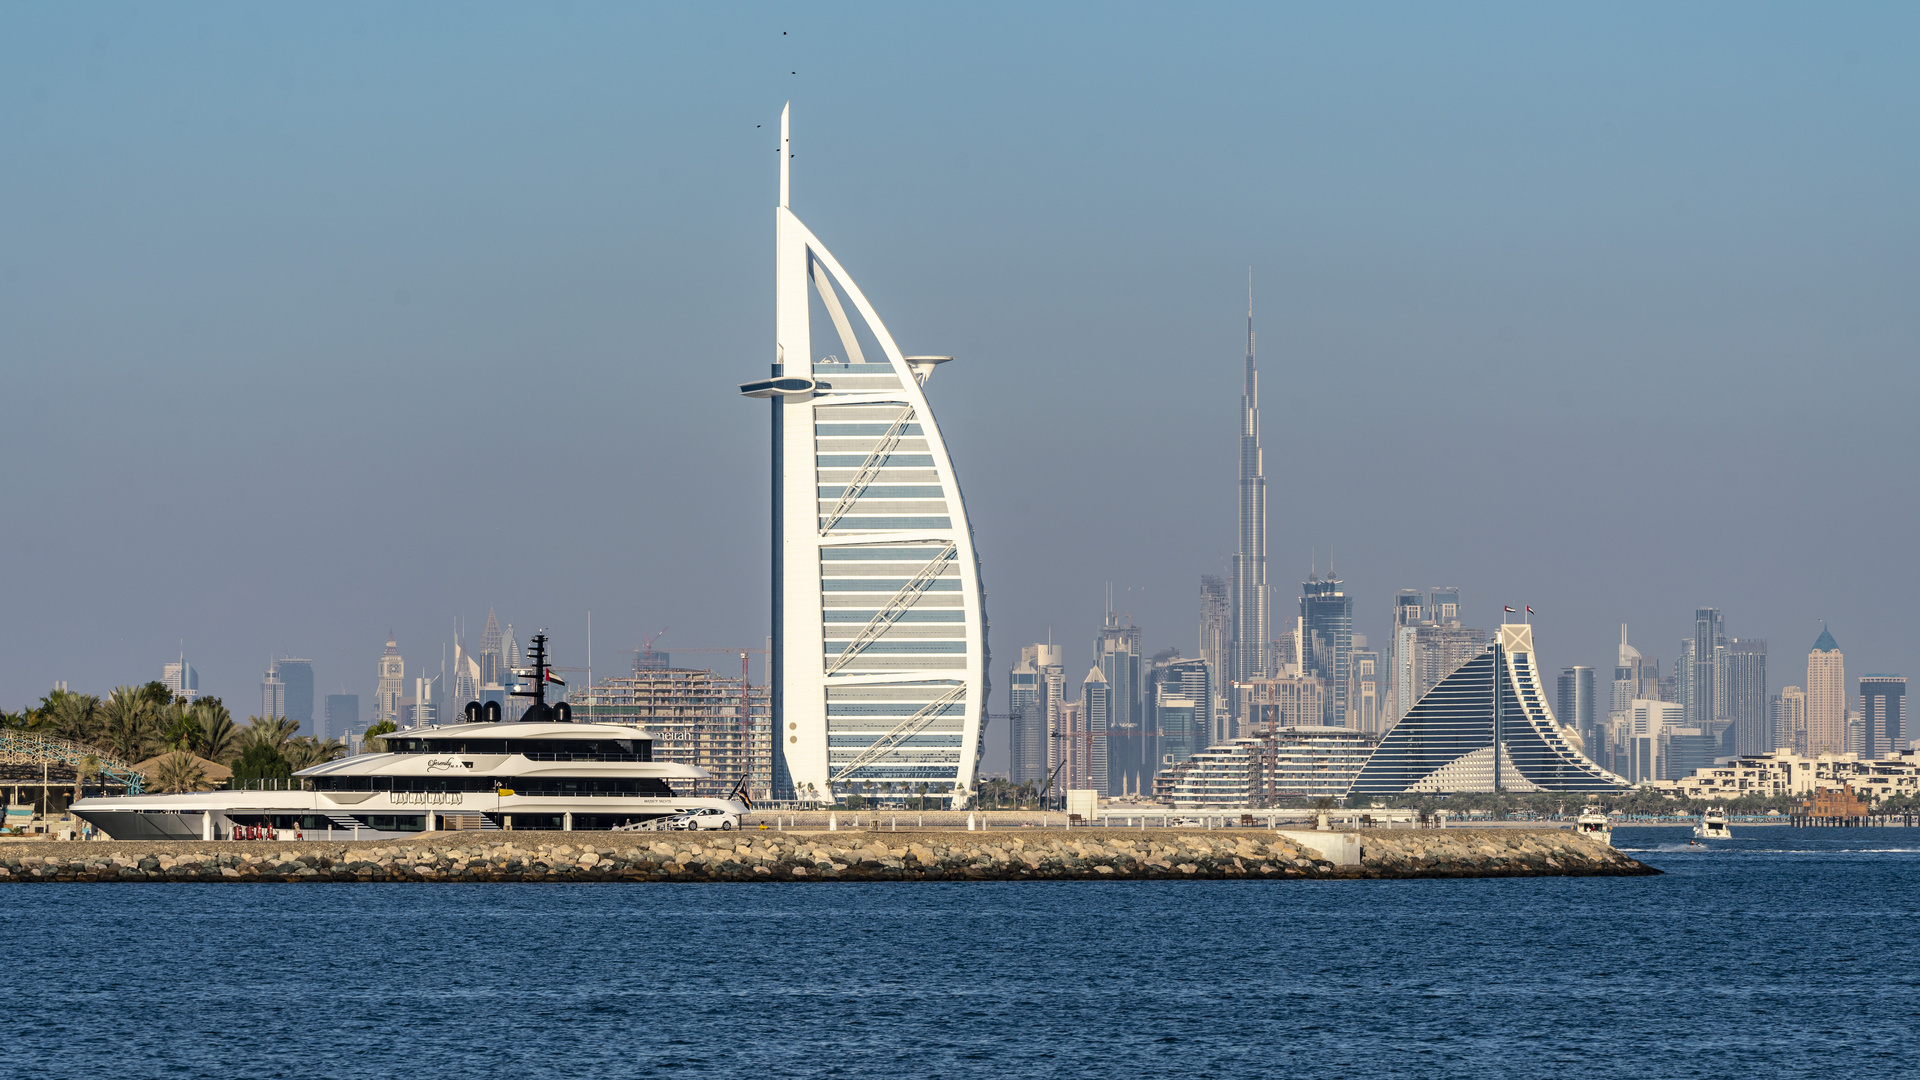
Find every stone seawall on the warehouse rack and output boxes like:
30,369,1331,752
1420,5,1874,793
0,827,1655,883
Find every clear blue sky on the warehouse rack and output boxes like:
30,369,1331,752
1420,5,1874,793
2,5,1914,770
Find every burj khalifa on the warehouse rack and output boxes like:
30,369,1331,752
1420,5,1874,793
1229,279,1269,709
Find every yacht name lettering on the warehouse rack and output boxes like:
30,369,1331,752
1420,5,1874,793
392,792,464,806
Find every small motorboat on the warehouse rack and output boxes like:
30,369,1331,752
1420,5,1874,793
1693,808,1732,840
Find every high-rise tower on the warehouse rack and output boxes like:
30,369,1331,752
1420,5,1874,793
1097,606,1144,796
1301,571,1352,725
1230,278,1269,707
375,637,404,728
1806,625,1845,755
1859,675,1906,760
741,105,988,808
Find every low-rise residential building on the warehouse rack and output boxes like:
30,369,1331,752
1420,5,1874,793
1653,748,1920,805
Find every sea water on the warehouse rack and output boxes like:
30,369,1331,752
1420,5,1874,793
3,826,1917,1079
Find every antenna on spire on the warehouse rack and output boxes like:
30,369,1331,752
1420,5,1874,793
1247,266,1255,359
779,103,790,208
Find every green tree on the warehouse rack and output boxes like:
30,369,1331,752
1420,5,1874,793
244,715,301,755
193,700,241,762
363,719,397,752
154,751,210,794
97,687,159,761
285,736,346,771
75,753,99,801
39,689,101,743
156,702,198,751
230,741,292,785
138,681,176,710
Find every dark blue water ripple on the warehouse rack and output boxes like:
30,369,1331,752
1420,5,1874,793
4,826,1919,1079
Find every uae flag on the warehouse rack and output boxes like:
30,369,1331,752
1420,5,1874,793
1504,606,1516,613
545,670,566,686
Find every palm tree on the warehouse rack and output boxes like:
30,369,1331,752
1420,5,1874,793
244,715,301,755
97,687,158,761
193,701,241,763
363,719,397,753
284,736,346,772
154,750,209,794
155,702,198,751
75,754,99,802
40,690,101,743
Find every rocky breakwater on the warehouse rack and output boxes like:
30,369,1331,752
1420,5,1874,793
0,827,1655,883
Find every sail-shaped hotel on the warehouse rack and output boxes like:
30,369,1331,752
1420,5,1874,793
741,107,988,807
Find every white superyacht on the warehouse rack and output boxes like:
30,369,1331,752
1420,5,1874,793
73,633,745,841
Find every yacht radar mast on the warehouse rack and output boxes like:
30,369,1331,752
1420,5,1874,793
509,632,571,722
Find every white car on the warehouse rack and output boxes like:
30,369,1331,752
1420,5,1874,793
667,806,740,831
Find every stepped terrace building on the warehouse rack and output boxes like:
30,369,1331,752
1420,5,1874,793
1349,624,1626,795
1153,727,1377,808
741,107,988,807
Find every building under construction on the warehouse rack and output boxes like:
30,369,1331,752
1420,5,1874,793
571,666,772,802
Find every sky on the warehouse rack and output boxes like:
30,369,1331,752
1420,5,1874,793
1,4,1915,773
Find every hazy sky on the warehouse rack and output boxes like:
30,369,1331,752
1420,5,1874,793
3,5,1915,773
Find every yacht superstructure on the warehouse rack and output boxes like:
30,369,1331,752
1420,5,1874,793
73,633,744,841
1575,809,1613,847
1693,808,1732,840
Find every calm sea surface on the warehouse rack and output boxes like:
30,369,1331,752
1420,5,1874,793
4,827,1918,1079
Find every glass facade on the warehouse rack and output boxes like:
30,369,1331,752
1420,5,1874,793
1301,575,1352,725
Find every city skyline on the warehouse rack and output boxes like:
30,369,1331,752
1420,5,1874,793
2,8,1915,776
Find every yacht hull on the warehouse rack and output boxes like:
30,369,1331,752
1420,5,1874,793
72,790,742,841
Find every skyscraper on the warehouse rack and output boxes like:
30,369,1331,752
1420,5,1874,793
1350,638,1383,734
1387,589,1483,724
260,662,285,721
1097,609,1145,796
1807,626,1846,755
1230,280,1269,708
324,694,359,742
1722,640,1769,756
1151,657,1212,767
1558,665,1597,754
479,610,504,687
162,655,198,702
1199,574,1230,723
1610,625,1641,721
1674,638,1695,727
276,658,314,734
1008,644,1062,785
1301,572,1353,725
1077,667,1110,794
375,637,404,728
409,671,438,727
452,633,481,707
1859,675,1906,760
1692,608,1725,727
1775,686,1806,753
742,107,987,807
